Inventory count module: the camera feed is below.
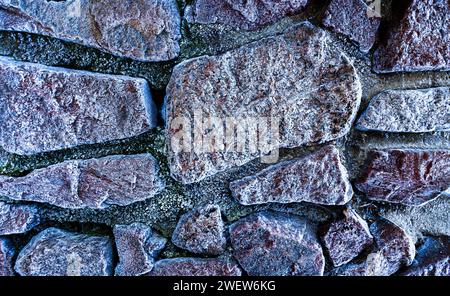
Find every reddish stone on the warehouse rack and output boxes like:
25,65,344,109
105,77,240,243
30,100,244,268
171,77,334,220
0,202,40,235
355,149,450,206
149,258,242,276
0,237,15,276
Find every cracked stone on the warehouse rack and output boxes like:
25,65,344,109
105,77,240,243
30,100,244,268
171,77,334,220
15,227,114,276
323,209,373,267
0,56,157,155
323,0,381,52
373,0,450,73
402,236,449,276
172,204,226,255
0,0,181,61
0,154,165,209
114,223,167,276
357,87,450,133
230,211,325,276
149,258,242,276
230,146,353,206
166,22,361,184
185,0,309,31
355,149,450,206
0,237,15,276
0,202,40,235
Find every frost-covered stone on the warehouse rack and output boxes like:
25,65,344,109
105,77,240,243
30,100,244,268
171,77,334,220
185,0,309,30
355,149,450,206
230,211,324,276
323,209,373,267
166,22,361,184
230,146,353,206
114,223,167,276
402,236,449,276
0,202,40,235
172,205,226,255
0,0,181,61
323,0,381,52
15,227,113,276
373,0,450,73
149,258,242,276
0,57,157,155
0,154,165,209
0,237,15,276
357,87,450,133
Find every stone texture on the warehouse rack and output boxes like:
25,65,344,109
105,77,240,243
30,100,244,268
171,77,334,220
15,227,113,276
0,0,181,62
166,22,361,184
0,154,165,209
373,0,450,73
172,204,226,255
357,87,450,133
230,211,324,276
0,202,40,235
402,236,449,276
149,258,242,276
185,0,309,31
0,56,157,155
355,149,450,206
323,209,373,267
323,0,381,52
0,237,15,276
114,223,167,276
230,146,353,206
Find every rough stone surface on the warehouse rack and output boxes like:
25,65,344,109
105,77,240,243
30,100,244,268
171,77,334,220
230,146,353,206
0,56,157,155
0,237,15,276
402,236,449,276
185,0,309,31
14,227,113,276
0,202,40,235
323,209,373,267
166,22,361,184
357,87,450,133
355,149,450,206
114,223,167,276
230,211,325,276
172,204,226,255
323,0,381,52
0,154,165,209
373,0,450,73
149,258,242,276
0,0,181,62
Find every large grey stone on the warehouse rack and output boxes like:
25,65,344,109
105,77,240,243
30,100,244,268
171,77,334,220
0,154,165,209
149,257,242,276
0,237,15,276
14,227,114,276
165,22,361,184
0,0,181,61
357,87,450,133
0,57,157,155
0,202,40,235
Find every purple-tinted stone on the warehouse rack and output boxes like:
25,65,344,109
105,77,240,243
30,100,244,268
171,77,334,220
323,209,373,267
0,0,181,62
0,154,165,209
0,237,15,276
230,145,353,206
402,236,449,276
355,149,450,206
185,0,309,30
323,0,381,52
15,227,113,276
172,204,226,255
114,223,167,276
373,0,450,73
0,202,40,235
230,211,324,276
0,57,157,155
149,258,242,276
